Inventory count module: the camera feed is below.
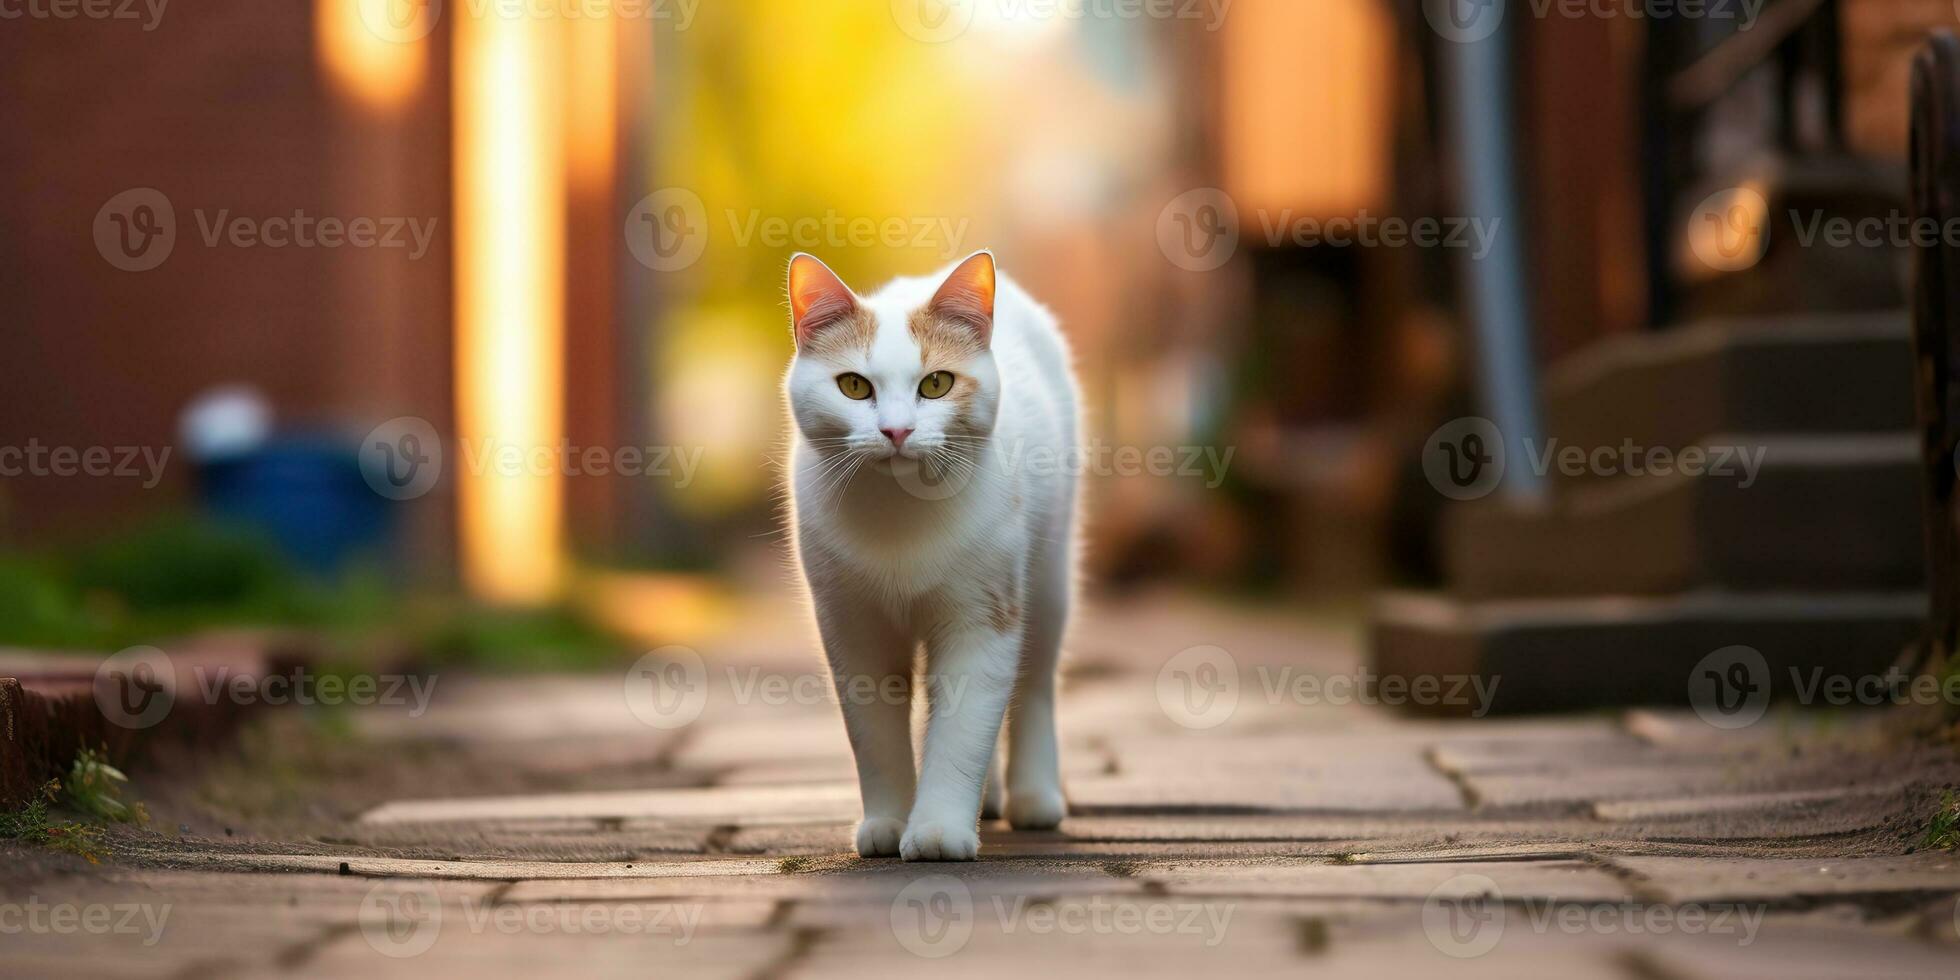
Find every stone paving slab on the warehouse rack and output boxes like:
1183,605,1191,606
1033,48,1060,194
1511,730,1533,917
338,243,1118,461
1144,857,1637,902
359,782,860,827
1590,779,1918,822
1637,921,1960,979
1610,854,1960,904
128,850,785,881
1080,734,1464,812
303,926,793,980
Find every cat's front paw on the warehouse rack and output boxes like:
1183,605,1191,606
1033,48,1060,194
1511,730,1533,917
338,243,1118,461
855,816,907,858
900,818,980,862
1005,787,1066,831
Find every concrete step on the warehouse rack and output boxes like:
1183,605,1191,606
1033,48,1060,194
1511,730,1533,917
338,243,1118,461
1444,433,1924,598
1543,313,1913,486
1369,590,1924,716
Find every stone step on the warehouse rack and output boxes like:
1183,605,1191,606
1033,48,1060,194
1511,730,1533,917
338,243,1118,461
1369,590,1923,715
1542,313,1913,485
1444,433,1923,598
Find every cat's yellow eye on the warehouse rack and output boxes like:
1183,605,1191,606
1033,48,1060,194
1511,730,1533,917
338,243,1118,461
836,373,873,400
918,371,954,400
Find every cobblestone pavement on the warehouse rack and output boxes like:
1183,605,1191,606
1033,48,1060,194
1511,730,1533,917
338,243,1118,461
7,594,1960,978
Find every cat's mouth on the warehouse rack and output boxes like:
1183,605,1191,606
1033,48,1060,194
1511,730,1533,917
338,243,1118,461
872,454,919,474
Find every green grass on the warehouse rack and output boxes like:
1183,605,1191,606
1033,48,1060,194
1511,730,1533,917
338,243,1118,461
1,749,152,864
1924,791,1960,851
61,749,149,824
0,783,110,864
0,515,635,671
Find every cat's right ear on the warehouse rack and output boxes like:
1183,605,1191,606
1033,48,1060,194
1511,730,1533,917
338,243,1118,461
787,253,860,349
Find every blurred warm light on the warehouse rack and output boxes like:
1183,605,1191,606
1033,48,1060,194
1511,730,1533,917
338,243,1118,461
566,11,617,193
314,0,426,111
970,2,1073,45
1681,181,1770,279
455,9,566,605
1221,0,1391,217
577,570,733,648
660,308,780,513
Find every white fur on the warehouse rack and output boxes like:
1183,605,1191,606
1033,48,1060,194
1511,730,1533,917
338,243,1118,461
784,256,1079,861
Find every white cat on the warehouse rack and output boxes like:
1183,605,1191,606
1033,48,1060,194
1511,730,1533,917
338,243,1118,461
783,251,1080,861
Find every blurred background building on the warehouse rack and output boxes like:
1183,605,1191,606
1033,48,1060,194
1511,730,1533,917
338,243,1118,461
0,0,1950,681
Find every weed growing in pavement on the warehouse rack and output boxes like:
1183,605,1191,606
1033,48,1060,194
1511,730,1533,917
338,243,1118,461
1923,791,1960,851
0,782,109,863
62,749,149,824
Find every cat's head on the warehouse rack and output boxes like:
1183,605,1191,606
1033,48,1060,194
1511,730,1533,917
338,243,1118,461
783,251,1001,472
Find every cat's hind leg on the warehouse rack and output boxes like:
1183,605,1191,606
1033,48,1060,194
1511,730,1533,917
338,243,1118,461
1004,525,1070,830
980,745,1006,821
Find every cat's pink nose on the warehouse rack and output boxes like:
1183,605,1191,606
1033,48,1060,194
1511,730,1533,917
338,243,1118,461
880,427,913,450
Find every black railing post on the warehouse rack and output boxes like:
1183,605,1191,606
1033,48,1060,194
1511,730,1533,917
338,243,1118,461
1909,33,1960,666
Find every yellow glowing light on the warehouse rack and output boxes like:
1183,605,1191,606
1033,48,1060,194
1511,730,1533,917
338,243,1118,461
577,571,733,648
455,9,567,605
314,0,427,111
1221,0,1392,217
566,10,618,193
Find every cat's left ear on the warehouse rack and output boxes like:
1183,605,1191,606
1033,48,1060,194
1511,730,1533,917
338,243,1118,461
928,250,996,347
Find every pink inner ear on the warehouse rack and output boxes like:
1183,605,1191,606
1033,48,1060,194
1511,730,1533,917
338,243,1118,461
789,255,859,346
929,252,996,341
